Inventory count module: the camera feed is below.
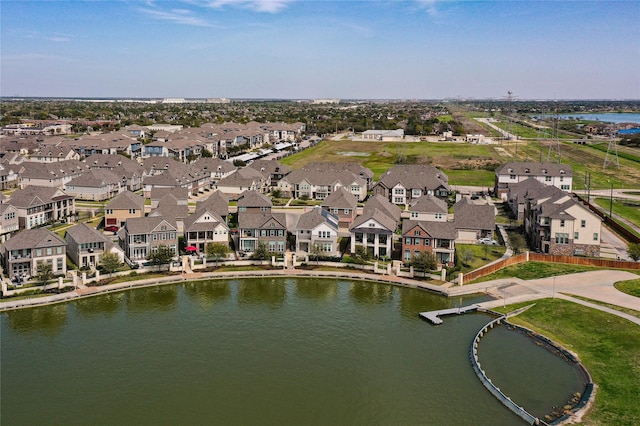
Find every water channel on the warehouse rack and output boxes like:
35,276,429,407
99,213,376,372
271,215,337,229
1,278,586,425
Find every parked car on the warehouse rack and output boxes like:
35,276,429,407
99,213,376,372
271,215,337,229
478,237,497,245
104,225,119,232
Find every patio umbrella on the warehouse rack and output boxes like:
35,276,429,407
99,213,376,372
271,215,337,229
185,246,198,252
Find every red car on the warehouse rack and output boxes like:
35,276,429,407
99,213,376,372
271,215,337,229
104,226,119,232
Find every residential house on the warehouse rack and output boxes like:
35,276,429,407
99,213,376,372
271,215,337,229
196,190,229,223
193,157,236,184
408,194,448,222
321,187,358,228
524,187,601,257
64,169,123,201
494,161,573,199
148,201,190,234
372,165,450,206
1,228,66,280
19,160,88,188
0,157,24,190
278,164,368,201
149,187,189,209
65,223,124,269
247,159,292,187
349,195,401,259
295,206,340,256
237,190,272,214
238,212,287,254
84,154,145,191
214,167,267,197
183,208,229,253
104,190,145,229
0,203,19,242
401,220,456,266
453,198,496,243
141,159,210,197
28,146,79,163
8,186,75,229
120,216,179,262
505,178,548,220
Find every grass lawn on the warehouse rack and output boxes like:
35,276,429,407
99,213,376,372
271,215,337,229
593,197,640,228
109,273,168,284
214,265,268,272
471,261,600,283
614,278,640,298
564,294,640,318
495,299,640,426
456,244,506,274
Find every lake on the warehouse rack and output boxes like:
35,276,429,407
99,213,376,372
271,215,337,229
1,278,586,425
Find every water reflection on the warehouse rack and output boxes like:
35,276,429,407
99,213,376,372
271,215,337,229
398,288,450,319
349,281,394,305
4,304,68,335
74,292,125,318
237,278,285,308
295,278,338,302
126,285,178,313
183,280,230,308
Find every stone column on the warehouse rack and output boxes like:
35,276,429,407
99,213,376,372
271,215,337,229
441,268,447,281
95,270,100,282
82,272,87,286
58,276,63,289
458,272,464,286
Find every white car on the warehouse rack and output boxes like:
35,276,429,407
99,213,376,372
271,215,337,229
478,238,498,245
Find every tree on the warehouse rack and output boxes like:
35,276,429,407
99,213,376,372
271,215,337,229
310,244,323,265
147,245,175,271
250,242,271,260
460,249,474,267
628,243,640,261
411,251,437,274
510,233,527,255
201,149,213,158
206,242,229,266
100,252,122,278
36,261,54,286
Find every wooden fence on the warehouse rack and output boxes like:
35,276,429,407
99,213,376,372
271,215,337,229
462,252,640,284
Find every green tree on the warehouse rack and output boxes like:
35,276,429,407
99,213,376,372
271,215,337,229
147,245,175,271
310,244,323,265
627,243,640,261
510,233,527,255
201,149,213,158
36,261,54,285
411,251,437,274
460,249,474,267
100,252,122,278
250,242,271,260
206,242,229,266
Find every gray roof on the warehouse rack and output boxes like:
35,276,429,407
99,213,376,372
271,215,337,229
196,190,229,217
453,199,495,231
377,165,449,191
237,190,272,208
67,169,120,188
496,161,572,177
8,186,73,209
149,203,190,220
150,187,189,202
19,159,88,180
124,216,177,235
193,157,237,174
351,208,398,232
65,222,108,244
296,207,339,231
402,220,456,239
247,159,292,178
410,194,447,213
321,187,358,210
2,228,65,251
238,212,286,230
507,177,547,199
183,209,226,231
216,167,264,187
106,190,144,210
363,194,402,222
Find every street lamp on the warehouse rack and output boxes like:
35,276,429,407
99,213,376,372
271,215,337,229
609,181,614,218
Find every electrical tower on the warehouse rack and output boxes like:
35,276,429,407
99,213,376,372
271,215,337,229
603,132,620,170
546,113,561,163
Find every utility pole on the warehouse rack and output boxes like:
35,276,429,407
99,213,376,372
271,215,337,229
609,182,614,218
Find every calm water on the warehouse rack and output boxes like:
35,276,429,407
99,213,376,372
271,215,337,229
1,278,586,425
556,112,640,124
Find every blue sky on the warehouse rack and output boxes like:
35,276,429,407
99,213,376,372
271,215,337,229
1,1,639,99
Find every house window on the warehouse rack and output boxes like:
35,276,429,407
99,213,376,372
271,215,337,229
509,174,516,179
411,212,418,218
344,209,350,214
581,220,586,228
394,188,404,195
405,237,412,245
593,233,599,241
278,230,284,236
555,233,569,244
574,232,579,240
560,219,565,227
333,208,339,214
46,248,52,255
56,258,63,271
106,209,113,214
414,230,420,236
561,185,570,190
369,222,375,227
545,176,552,182
424,239,431,246
351,186,359,192
261,207,268,212
412,189,421,197
129,209,136,214
239,207,246,212
435,213,443,219
394,197,403,204
404,250,411,260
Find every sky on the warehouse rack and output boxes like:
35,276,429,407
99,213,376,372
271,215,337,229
1,0,639,100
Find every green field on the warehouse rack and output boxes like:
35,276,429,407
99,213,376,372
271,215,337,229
283,138,640,189
497,299,640,426
614,278,640,298
470,261,599,283
594,197,640,228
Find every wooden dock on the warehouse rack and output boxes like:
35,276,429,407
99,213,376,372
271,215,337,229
419,304,478,325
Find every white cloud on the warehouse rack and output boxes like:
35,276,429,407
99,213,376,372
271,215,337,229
415,0,440,17
139,7,218,27
205,0,294,13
